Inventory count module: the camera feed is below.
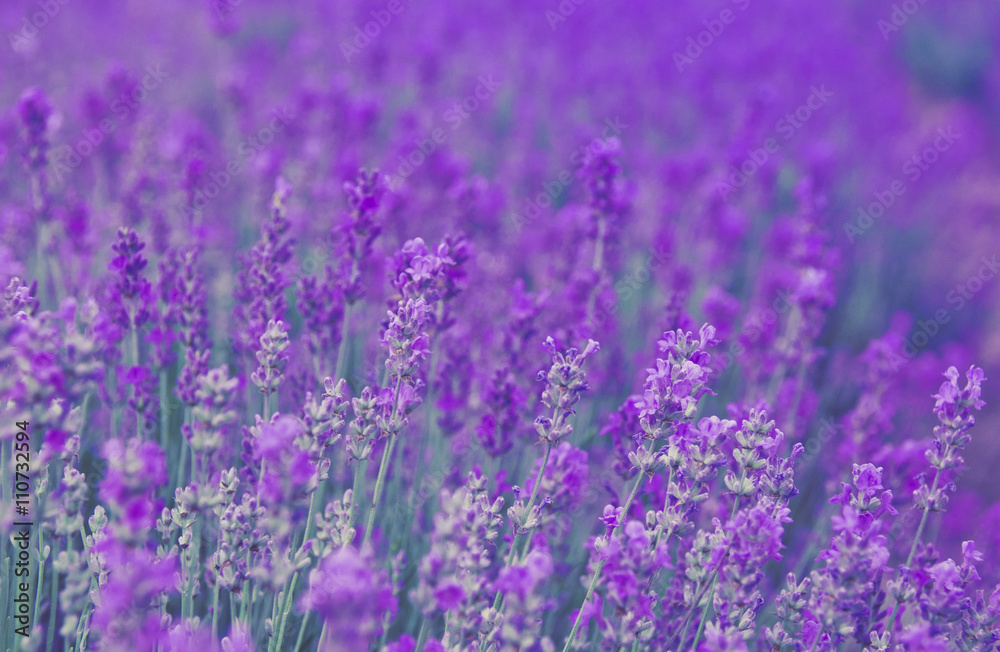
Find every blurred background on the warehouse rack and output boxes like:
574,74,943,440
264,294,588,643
2,0,1000,583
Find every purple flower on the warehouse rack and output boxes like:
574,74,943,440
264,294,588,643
250,318,290,400
523,441,589,523
296,269,345,377
476,366,527,457
16,87,52,176
638,324,718,439
534,336,599,445
299,546,395,652
4,277,38,317
233,177,296,355
249,413,315,505
388,235,472,332
107,227,153,331
411,471,503,635
90,538,178,652
170,246,211,352
339,169,386,303
488,548,556,650
915,365,987,512
381,297,432,383
98,437,168,540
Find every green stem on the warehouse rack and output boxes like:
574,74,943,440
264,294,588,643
886,468,941,636
159,369,170,452
212,579,221,639
187,517,203,620
585,215,607,324
258,392,272,502
301,488,321,550
274,496,316,652
489,439,554,616
293,612,311,652
75,601,92,652
348,458,368,532
33,543,46,634
691,574,719,649
765,306,801,406
684,472,747,651
415,618,430,651
240,579,250,625
181,549,190,619
403,334,442,542
269,589,281,650
47,539,59,652
362,376,405,548
642,467,676,595
316,622,328,652
230,592,237,635
335,305,353,384
363,433,398,548
562,450,649,652
176,409,191,493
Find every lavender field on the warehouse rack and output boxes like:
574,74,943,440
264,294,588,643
2,0,1000,650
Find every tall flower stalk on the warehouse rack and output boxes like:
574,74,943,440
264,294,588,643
882,365,986,640
563,324,719,651
488,337,599,621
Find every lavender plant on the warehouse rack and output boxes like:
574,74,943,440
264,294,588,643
2,1,1000,651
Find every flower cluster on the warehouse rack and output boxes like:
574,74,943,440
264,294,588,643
5,4,1000,651
233,177,296,355
299,546,396,651
107,226,152,333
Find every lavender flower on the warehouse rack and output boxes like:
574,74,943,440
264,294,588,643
107,227,153,334
250,318,290,415
533,337,600,446
299,545,395,652
233,177,295,356
880,366,987,642
339,169,386,304
98,437,168,541
5,9,1000,652
16,87,52,177
186,364,239,477
412,471,504,644
89,539,178,652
